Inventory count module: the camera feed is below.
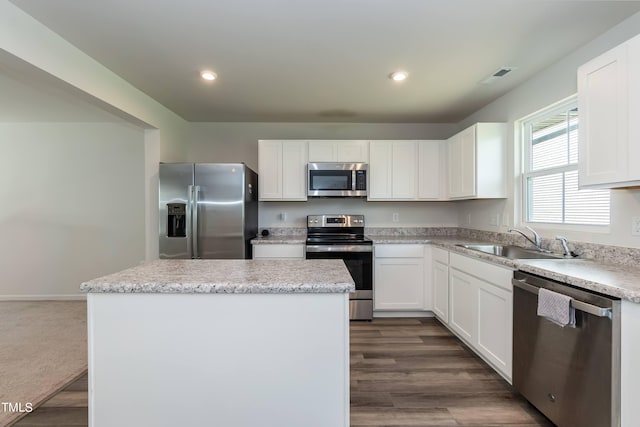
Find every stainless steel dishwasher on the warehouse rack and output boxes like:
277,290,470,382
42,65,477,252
512,271,621,427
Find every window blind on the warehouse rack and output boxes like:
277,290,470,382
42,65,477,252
524,101,610,226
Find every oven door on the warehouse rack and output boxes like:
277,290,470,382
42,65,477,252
306,246,373,320
305,246,372,298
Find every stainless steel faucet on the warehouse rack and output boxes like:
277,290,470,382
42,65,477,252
556,236,572,257
508,226,545,251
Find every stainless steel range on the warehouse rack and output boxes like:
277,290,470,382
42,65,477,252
305,214,373,320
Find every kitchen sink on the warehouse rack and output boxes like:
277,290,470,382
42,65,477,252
456,244,565,260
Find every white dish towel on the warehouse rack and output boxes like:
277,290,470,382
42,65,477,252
537,287,576,327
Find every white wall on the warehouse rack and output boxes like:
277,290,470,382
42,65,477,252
456,11,640,248
187,122,461,228
260,199,458,229
187,122,457,171
0,123,146,298
1,0,190,268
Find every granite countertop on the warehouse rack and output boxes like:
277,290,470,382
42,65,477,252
431,239,640,303
250,230,640,303
372,235,640,303
81,259,355,294
513,259,640,303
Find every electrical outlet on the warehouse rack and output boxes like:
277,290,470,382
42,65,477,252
280,212,287,221
632,216,640,236
489,214,499,226
467,213,472,225
392,213,399,223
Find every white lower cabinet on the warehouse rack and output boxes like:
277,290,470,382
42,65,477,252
374,245,425,311
252,244,305,259
449,268,476,344
440,251,514,382
432,247,449,322
476,278,512,377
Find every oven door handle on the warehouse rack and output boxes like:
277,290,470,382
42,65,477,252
512,278,613,319
306,245,373,253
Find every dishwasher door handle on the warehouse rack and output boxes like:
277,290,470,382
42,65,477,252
512,278,613,319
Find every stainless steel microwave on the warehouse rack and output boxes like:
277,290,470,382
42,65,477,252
307,162,367,197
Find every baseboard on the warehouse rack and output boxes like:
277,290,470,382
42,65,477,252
0,294,87,301
373,311,435,318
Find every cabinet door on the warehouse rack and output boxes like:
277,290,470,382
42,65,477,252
578,43,629,187
448,126,476,199
258,141,283,200
418,140,444,200
447,133,463,198
308,141,336,162
281,141,308,200
337,140,369,162
308,140,369,162
368,141,393,199
422,246,433,311
458,126,476,197
449,268,476,343
374,258,424,310
392,141,417,199
476,280,512,380
432,260,449,323
252,244,305,259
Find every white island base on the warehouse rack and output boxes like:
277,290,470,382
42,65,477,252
87,292,350,427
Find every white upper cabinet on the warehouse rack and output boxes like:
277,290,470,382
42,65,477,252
392,141,418,199
418,140,446,200
447,123,507,199
368,140,445,201
308,140,369,163
258,140,308,201
578,34,640,188
368,141,395,199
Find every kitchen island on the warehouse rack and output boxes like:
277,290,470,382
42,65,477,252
81,259,354,427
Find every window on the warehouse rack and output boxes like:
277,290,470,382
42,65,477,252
522,97,610,225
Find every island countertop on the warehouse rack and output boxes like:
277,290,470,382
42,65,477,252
80,259,355,294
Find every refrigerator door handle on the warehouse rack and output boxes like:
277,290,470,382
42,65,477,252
187,185,194,259
192,185,200,259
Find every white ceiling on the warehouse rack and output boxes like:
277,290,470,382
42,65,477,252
7,0,640,123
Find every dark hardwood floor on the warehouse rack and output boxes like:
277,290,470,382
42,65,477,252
12,317,552,426
350,318,553,426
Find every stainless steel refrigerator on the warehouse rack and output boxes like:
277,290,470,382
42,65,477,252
159,163,258,259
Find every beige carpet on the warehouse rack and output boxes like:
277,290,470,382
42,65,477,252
0,301,87,427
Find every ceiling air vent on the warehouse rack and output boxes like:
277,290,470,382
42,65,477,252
479,67,516,85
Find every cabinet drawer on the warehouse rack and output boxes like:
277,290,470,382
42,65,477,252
432,247,449,264
253,244,305,259
375,244,424,258
449,252,513,291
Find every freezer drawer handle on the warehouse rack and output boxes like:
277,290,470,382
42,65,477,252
512,278,612,319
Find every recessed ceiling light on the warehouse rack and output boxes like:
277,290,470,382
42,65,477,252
389,71,408,82
200,70,217,81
